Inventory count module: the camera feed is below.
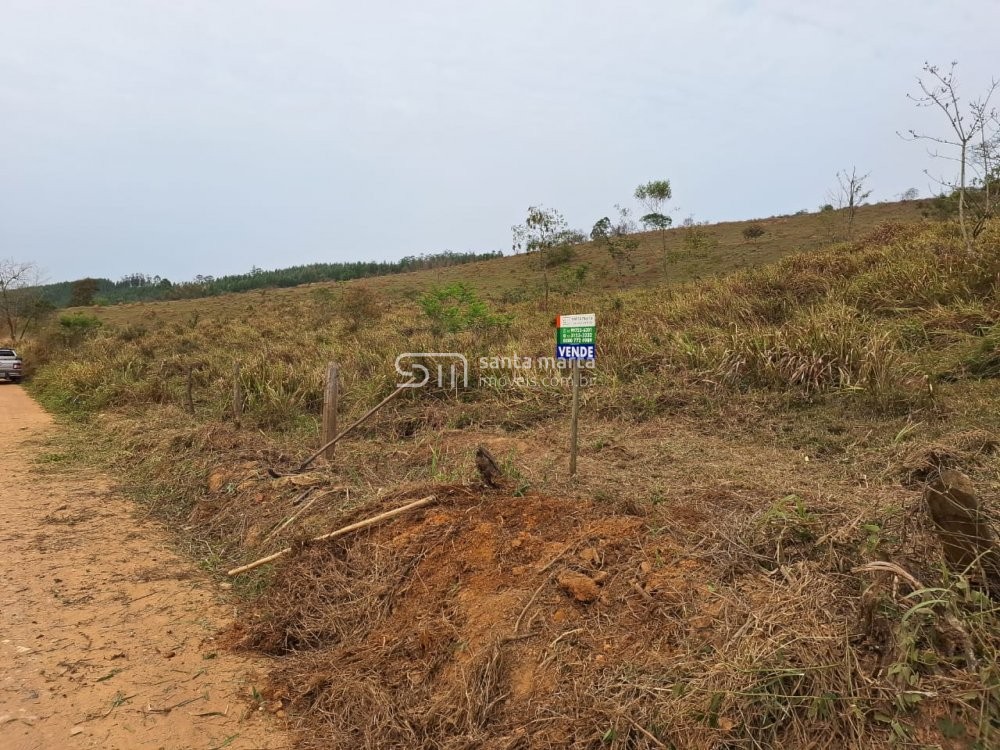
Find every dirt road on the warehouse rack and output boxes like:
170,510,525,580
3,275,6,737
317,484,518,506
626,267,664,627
0,385,286,750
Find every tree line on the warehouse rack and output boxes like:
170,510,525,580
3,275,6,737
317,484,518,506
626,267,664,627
29,250,504,309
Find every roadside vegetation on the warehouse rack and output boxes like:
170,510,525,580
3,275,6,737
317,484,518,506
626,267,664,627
20,209,1000,748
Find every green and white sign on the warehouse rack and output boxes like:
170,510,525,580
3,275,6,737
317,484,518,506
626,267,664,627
555,313,596,360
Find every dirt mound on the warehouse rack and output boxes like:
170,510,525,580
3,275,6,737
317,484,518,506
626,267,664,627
221,479,993,750
226,488,735,748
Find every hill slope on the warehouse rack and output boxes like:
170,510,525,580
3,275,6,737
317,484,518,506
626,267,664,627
68,200,924,326
26,215,1000,749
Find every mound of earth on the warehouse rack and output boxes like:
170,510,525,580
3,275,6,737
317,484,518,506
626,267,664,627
221,480,965,750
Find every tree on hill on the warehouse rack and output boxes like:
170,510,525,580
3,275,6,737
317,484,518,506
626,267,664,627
827,167,872,239
902,61,999,251
634,179,673,266
512,205,569,310
591,206,639,285
742,223,766,245
69,278,100,307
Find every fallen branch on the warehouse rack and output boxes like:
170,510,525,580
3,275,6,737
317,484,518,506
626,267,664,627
513,575,551,634
261,488,339,544
269,382,413,477
227,495,435,576
624,715,669,749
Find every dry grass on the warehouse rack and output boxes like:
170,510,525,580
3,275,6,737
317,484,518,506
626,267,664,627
23,212,1000,748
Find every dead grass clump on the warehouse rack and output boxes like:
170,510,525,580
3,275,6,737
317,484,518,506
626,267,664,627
333,285,383,333
705,305,924,411
229,541,408,655
850,220,921,250
896,429,999,485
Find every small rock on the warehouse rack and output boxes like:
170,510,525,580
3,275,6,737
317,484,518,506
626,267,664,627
206,469,229,494
556,570,601,603
219,582,233,591
70,726,84,736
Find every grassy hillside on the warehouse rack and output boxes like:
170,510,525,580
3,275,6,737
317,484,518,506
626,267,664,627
25,212,1000,749
68,200,924,326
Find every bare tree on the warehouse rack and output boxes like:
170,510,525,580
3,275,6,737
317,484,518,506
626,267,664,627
972,112,1000,230
0,259,49,342
901,61,999,251
827,167,872,239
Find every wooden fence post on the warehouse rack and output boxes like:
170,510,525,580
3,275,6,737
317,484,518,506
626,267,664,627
322,362,340,461
186,367,195,415
232,362,243,426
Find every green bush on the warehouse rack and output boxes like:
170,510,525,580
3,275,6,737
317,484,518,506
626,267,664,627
544,244,577,267
420,283,512,335
57,313,103,346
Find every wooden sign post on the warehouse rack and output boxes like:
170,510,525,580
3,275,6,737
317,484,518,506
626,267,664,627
555,314,596,477
569,360,581,475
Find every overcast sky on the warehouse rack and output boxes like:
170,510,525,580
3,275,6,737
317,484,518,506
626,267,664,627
1,1,998,283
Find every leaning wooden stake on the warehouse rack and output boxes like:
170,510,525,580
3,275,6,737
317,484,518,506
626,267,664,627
321,362,339,461
227,495,435,576
186,367,196,415
294,382,410,472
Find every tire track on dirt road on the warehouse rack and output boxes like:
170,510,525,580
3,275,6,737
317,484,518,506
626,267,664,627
0,385,286,750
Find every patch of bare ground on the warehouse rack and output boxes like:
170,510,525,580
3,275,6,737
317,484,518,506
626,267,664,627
0,386,287,750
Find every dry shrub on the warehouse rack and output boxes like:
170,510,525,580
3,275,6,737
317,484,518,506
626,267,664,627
334,285,382,332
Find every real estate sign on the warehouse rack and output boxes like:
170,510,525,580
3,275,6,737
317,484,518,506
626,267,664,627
555,313,596,360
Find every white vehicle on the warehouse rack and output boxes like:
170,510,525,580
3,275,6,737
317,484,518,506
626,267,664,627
0,348,24,383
